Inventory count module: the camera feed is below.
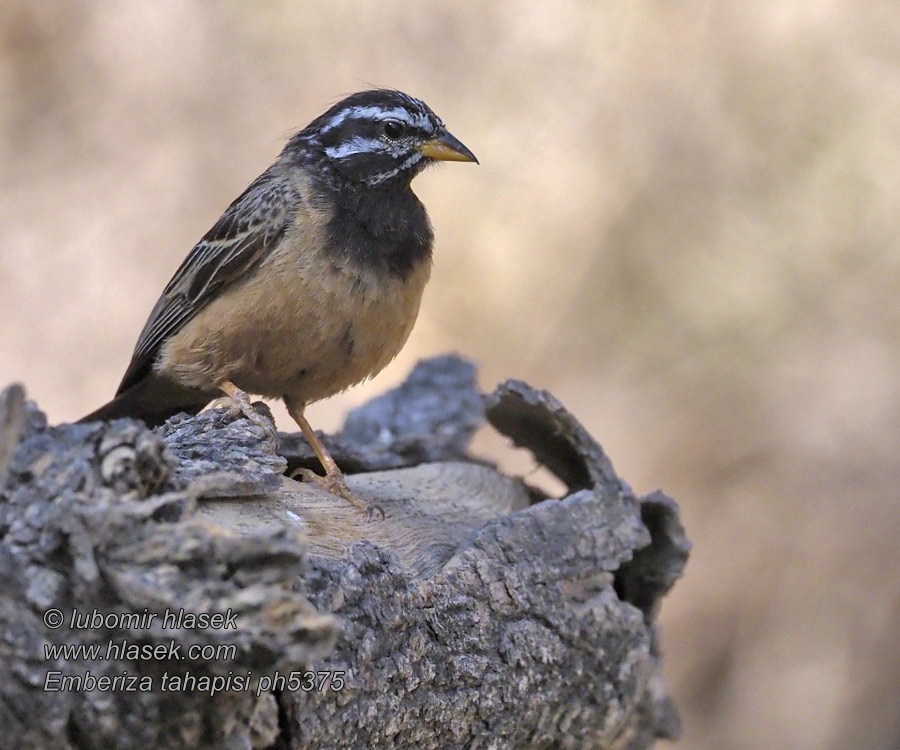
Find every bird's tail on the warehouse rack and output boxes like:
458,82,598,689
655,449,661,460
79,374,210,428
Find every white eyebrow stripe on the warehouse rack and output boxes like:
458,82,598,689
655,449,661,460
324,135,387,159
321,105,432,133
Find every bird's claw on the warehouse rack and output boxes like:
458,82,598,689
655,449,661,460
290,467,385,521
216,393,278,450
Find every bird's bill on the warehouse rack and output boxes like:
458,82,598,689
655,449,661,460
418,131,478,163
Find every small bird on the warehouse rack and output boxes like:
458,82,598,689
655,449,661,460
80,89,477,515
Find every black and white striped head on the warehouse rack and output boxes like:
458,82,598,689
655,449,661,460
294,89,477,188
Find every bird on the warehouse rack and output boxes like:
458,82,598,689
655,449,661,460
80,89,477,517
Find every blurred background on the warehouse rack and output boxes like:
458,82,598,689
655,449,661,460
2,1,899,747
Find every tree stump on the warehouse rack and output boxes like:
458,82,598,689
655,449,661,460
0,355,689,749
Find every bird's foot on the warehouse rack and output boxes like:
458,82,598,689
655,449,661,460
291,467,385,521
216,389,278,450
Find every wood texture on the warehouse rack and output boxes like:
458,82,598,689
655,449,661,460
0,355,689,750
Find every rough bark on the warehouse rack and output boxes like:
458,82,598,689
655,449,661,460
0,355,689,750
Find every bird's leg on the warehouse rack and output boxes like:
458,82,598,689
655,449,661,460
217,380,278,449
285,398,384,521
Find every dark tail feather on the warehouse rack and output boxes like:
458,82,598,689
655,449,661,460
79,374,210,428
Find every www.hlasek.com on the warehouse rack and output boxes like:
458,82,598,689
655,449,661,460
42,607,345,696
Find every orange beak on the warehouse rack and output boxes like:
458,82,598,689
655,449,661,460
418,129,478,163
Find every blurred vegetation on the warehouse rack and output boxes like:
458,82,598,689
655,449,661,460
2,2,899,748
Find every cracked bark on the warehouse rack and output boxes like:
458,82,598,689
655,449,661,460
0,355,689,749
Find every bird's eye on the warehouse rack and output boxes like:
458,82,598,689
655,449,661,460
382,120,406,139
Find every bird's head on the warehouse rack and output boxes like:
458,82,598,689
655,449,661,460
293,89,477,189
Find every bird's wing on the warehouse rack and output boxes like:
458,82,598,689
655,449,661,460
116,168,301,395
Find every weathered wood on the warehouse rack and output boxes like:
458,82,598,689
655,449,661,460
0,383,25,487
0,356,688,749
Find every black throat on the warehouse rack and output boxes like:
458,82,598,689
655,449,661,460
321,178,434,278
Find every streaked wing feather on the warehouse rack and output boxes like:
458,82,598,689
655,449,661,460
116,169,299,394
